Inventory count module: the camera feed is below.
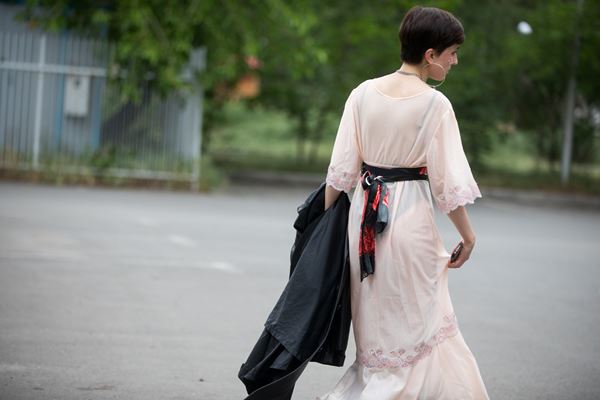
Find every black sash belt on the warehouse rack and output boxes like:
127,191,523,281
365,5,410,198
359,162,428,281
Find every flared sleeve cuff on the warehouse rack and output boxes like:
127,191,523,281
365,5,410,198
326,165,359,193
434,183,482,214
426,101,482,214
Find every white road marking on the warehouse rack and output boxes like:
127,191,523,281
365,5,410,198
0,363,28,372
137,217,158,227
209,261,242,274
168,234,197,248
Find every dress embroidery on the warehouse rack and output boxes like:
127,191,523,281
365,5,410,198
326,165,359,193
358,313,459,369
436,184,482,213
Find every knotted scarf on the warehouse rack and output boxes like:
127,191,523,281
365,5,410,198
358,163,429,281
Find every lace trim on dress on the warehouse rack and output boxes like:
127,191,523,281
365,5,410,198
326,165,358,193
358,313,459,369
436,183,482,214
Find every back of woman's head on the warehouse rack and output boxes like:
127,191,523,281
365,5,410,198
399,6,464,64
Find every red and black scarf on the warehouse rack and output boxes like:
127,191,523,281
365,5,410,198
358,164,428,281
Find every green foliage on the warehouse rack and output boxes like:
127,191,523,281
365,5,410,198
89,144,117,172
21,0,272,98
468,0,600,163
197,154,228,191
20,0,600,188
209,101,332,173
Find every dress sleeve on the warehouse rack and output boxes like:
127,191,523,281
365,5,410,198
326,90,363,193
426,106,482,213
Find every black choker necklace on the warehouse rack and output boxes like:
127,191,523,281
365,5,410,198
396,69,421,78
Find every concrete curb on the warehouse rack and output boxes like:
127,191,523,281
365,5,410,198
228,170,600,210
480,187,600,210
229,170,326,187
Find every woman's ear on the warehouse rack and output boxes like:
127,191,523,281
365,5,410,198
424,48,437,64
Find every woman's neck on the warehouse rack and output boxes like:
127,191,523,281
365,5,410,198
398,63,427,81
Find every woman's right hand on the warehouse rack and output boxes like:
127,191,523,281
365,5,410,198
446,206,476,269
447,238,475,269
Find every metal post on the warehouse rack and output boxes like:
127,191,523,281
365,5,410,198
190,90,202,191
185,47,206,191
560,0,584,184
54,31,67,150
32,34,46,169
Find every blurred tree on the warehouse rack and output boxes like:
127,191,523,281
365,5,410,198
254,0,414,163
445,0,520,169
20,0,421,162
438,0,600,170
21,0,599,168
19,0,299,151
21,0,261,96
488,0,600,167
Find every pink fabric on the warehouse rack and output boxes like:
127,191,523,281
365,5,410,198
320,80,488,399
358,313,458,369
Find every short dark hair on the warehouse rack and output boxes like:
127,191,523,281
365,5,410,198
399,6,465,64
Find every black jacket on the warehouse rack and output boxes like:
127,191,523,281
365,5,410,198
238,183,352,399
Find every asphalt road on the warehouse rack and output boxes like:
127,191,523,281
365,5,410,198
0,182,599,400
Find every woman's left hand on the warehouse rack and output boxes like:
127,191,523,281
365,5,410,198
447,238,475,269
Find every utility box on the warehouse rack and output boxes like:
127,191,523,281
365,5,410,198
64,75,90,117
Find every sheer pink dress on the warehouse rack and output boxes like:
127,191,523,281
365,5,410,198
317,79,489,400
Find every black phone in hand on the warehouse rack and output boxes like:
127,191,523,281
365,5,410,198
450,242,464,263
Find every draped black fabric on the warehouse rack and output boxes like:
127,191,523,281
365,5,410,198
358,163,429,281
238,183,352,399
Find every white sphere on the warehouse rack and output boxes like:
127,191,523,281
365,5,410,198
517,21,533,35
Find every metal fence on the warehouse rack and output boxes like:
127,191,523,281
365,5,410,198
0,27,205,187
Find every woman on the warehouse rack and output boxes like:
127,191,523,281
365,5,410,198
318,6,489,400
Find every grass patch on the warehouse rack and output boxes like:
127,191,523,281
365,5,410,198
209,102,600,195
209,102,334,173
477,131,600,194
